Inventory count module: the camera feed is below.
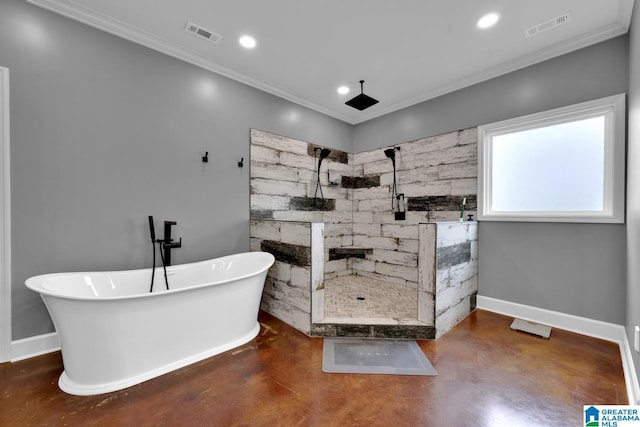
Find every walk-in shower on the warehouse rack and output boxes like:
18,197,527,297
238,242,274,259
250,128,479,339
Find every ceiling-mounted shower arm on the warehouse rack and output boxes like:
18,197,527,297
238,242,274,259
345,79,379,111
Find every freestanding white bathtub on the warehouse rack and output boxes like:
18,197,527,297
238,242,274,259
25,251,275,396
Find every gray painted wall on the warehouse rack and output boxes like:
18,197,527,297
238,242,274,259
627,1,640,392
479,222,625,323
1,0,631,341
353,36,629,151
352,36,629,325
0,0,352,339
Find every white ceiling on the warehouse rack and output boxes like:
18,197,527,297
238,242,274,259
27,0,634,124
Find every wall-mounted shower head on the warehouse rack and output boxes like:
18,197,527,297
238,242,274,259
315,148,332,170
384,147,400,169
384,148,396,160
384,146,400,160
314,148,332,202
319,148,331,161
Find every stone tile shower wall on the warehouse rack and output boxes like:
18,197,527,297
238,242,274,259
349,129,478,289
250,128,479,337
249,220,324,334
250,129,353,253
249,129,350,335
419,222,478,338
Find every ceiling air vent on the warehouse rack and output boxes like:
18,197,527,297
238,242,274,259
185,21,222,44
524,12,571,38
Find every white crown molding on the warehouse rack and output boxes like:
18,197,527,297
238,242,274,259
477,295,640,404
618,0,636,31
25,0,354,123
25,0,634,126
354,23,630,124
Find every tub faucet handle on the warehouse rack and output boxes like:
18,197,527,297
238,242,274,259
164,237,182,249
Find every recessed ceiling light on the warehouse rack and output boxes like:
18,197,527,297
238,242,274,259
239,35,256,49
477,12,500,29
337,86,350,95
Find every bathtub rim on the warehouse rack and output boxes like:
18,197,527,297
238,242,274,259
25,251,275,301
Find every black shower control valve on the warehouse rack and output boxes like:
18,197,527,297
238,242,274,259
202,152,209,163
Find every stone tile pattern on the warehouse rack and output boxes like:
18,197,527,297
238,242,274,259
250,128,478,336
249,129,351,229
409,195,477,218
310,322,435,340
250,129,353,278
250,220,316,334
348,128,477,294
328,247,373,260
323,275,417,321
419,222,478,338
260,240,311,268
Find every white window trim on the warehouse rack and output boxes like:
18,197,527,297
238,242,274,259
478,93,626,223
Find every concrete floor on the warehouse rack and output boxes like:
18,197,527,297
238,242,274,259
0,309,627,426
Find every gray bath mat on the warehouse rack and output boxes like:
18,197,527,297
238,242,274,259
322,338,437,376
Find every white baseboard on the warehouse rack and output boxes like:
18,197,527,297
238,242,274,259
619,331,640,405
10,332,59,362
477,295,623,341
477,295,640,404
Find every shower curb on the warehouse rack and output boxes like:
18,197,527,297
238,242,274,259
310,322,435,340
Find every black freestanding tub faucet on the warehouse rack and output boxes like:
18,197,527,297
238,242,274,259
162,220,182,266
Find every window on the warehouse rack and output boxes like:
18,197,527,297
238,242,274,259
478,94,625,223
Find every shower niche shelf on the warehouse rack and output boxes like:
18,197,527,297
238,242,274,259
328,246,373,261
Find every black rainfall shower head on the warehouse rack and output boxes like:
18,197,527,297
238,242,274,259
345,80,379,111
